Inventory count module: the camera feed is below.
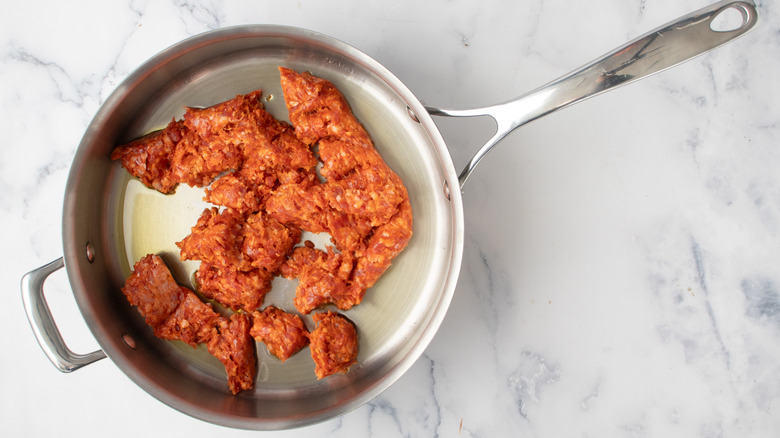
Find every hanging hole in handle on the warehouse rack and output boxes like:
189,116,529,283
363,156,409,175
710,5,748,32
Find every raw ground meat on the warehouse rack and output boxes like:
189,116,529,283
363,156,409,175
309,311,358,379
250,306,310,362
274,67,413,312
176,207,299,312
120,254,256,394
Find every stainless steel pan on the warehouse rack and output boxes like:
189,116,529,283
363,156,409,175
21,0,757,430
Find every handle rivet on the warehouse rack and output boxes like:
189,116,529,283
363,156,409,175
443,180,451,201
85,243,95,263
407,106,420,123
122,334,137,350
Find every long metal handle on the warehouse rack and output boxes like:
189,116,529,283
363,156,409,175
427,0,758,189
21,258,106,372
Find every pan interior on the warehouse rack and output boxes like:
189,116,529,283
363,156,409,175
65,27,462,429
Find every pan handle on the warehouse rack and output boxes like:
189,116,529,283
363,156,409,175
426,0,758,189
21,258,106,372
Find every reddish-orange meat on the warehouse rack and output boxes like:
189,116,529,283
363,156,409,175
207,313,257,394
170,91,262,187
114,72,413,316
237,109,318,190
351,198,414,291
120,254,256,394
177,207,248,271
194,263,272,312
274,67,413,312
155,292,221,347
241,211,301,273
309,311,358,379
111,90,317,194
280,246,358,315
203,171,261,214
250,306,310,362
110,119,184,194
120,253,185,329
176,207,300,312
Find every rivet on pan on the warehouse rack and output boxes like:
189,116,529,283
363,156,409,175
443,180,451,201
407,106,420,123
122,333,137,350
85,242,95,263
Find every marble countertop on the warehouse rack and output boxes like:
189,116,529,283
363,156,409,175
4,0,780,436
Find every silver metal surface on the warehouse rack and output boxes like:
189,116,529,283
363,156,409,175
426,0,759,188
58,26,463,430
21,258,106,372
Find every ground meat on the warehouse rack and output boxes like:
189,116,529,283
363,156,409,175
264,183,330,234
155,292,220,346
280,246,358,314
238,111,318,189
278,68,365,147
207,313,257,395
250,306,310,362
351,198,414,291
275,67,413,311
241,211,301,273
110,119,184,194
169,128,242,187
177,207,299,311
203,171,261,214
170,91,263,187
120,254,256,394
194,263,272,312
120,253,184,328
321,165,406,227
309,311,358,379
111,90,316,194
177,207,248,271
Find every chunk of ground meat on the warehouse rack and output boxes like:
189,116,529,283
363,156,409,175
155,292,220,346
195,263,272,312
177,207,248,270
177,207,300,312
274,68,413,310
120,253,184,328
280,246,358,314
203,172,262,214
110,119,184,194
250,306,310,362
170,91,265,187
241,211,301,273
120,254,256,394
207,313,257,394
309,311,358,379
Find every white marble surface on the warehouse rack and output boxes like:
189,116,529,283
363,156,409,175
3,0,780,436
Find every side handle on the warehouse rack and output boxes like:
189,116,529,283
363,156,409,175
21,258,106,372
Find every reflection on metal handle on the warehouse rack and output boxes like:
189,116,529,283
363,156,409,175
427,0,759,189
21,258,106,372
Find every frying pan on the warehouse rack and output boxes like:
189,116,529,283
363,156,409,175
21,0,757,430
